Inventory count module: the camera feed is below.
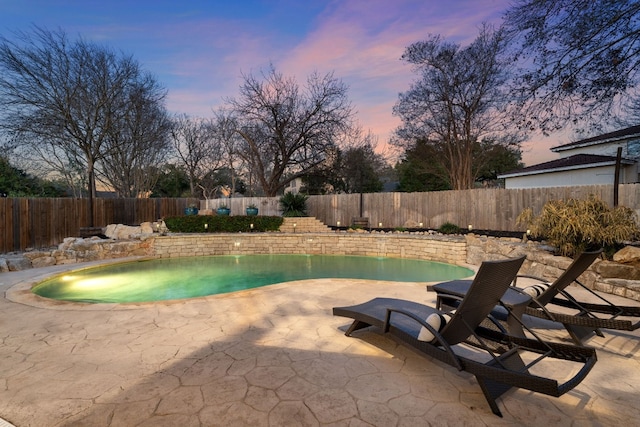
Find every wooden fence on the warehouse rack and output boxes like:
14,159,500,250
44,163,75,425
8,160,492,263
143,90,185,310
3,184,640,253
207,184,640,231
0,197,197,253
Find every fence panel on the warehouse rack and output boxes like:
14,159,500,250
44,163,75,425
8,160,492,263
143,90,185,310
3,185,640,254
0,197,198,253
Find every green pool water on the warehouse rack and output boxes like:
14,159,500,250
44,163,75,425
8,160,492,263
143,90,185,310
32,254,473,303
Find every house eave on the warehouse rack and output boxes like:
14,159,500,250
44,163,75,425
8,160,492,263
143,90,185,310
551,132,640,152
498,161,627,179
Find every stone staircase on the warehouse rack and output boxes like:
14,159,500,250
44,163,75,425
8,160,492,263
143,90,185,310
279,217,332,233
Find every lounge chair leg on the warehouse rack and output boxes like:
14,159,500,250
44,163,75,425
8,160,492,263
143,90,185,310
344,320,371,336
475,350,527,417
474,383,503,417
564,323,602,346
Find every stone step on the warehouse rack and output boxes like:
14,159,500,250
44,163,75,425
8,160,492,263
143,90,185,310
279,217,332,233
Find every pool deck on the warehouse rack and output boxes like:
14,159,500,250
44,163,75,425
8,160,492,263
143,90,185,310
2,260,640,426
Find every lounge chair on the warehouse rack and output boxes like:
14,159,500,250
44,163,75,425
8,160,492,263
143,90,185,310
433,248,640,345
333,256,597,417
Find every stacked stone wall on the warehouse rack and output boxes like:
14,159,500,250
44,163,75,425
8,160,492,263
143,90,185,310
465,234,640,302
151,233,467,265
2,231,639,302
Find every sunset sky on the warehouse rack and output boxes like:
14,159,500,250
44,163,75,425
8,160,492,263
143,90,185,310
0,0,564,165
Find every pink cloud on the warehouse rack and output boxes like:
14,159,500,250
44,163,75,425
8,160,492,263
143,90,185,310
273,0,510,155
84,0,549,164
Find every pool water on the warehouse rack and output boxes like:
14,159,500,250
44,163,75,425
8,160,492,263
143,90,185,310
32,254,473,303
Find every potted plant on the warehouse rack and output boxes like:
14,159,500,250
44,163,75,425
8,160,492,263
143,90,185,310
216,204,231,216
184,203,199,216
246,203,259,216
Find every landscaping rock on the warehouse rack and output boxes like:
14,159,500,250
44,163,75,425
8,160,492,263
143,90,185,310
22,251,51,261
154,220,168,233
613,245,640,264
0,258,8,273
105,224,142,240
595,260,640,280
31,256,57,268
140,222,154,234
6,256,32,271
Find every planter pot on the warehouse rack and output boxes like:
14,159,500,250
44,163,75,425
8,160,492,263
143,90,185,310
184,207,199,216
246,207,259,216
216,207,231,216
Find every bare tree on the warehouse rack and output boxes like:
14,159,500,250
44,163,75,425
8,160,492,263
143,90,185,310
0,27,165,221
227,66,355,197
211,109,247,196
392,25,521,190
99,80,171,197
505,0,640,132
169,114,223,197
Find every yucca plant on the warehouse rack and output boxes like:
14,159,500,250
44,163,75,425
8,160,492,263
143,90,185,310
279,192,308,217
517,195,639,257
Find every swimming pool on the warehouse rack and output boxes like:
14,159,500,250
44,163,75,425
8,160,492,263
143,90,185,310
32,254,473,303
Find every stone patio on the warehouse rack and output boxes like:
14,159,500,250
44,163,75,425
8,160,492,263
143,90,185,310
1,260,640,426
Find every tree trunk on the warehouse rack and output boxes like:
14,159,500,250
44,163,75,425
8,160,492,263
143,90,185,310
87,159,96,228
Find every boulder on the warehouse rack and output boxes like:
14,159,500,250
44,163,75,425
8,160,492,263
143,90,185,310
104,224,118,238
22,251,52,260
68,239,101,253
6,256,32,271
0,258,8,273
58,237,78,251
153,220,169,233
31,256,57,268
613,246,640,264
595,260,640,280
140,222,154,234
105,224,142,240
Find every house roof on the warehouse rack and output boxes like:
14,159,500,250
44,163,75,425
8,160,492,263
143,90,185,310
552,125,640,152
498,154,635,179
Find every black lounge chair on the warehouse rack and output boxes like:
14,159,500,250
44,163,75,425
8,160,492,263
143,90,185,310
433,248,640,345
333,256,597,417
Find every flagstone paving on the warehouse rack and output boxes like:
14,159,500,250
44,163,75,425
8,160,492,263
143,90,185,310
1,260,640,426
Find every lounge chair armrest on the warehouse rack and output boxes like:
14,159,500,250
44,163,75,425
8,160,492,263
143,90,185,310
435,293,464,311
383,308,462,370
382,308,437,334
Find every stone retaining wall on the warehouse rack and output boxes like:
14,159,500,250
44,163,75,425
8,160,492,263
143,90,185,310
0,237,154,272
2,231,639,302
465,234,640,302
151,233,467,265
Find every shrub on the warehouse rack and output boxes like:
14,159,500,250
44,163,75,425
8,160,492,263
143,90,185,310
438,222,460,234
164,215,283,233
279,192,308,217
517,195,639,257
